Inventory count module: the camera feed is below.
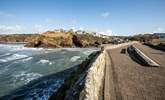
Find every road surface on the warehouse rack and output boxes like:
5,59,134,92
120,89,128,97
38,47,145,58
104,43,165,100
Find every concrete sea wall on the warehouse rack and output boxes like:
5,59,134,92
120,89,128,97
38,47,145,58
127,45,159,67
49,42,136,100
81,42,137,100
80,49,106,100
49,51,100,100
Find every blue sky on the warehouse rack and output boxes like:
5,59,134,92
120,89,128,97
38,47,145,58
0,0,165,36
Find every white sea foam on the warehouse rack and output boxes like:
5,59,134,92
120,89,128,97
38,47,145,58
22,57,33,62
0,44,24,52
70,56,81,62
0,59,7,62
13,54,28,58
0,53,11,57
0,44,45,53
83,51,94,55
83,49,100,55
38,59,50,64
14,71,42,84
0,54,28,62
49,62,53,65
63,48,82,51
9,45,44,52
38,59,53,65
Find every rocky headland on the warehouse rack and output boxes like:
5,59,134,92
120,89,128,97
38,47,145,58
0,34,38,43
0,29,112,48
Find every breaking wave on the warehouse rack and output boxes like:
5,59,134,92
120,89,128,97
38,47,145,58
70,56,81,62
13,71,43,84
0,54,28,63
38,59,53,65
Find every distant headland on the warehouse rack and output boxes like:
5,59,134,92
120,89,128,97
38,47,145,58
0,29,112,48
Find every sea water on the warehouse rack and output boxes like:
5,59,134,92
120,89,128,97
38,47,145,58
0,43,100,99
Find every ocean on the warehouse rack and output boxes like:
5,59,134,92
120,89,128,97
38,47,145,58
0,43,99,99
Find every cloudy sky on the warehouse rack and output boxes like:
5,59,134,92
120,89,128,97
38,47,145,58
0,0,165,35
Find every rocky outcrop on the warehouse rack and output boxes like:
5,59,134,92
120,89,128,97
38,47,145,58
72,33,110,47
25,31,111,48
72,35,84,47
0,30,112,48
72,35,96,47
25,32,73,48
0,34,38,43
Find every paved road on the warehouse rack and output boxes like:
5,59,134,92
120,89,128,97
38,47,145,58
105,43,165,100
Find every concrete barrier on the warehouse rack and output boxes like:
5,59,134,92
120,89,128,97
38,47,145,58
133,46,160,67
80,50,106,100
80,42,137,100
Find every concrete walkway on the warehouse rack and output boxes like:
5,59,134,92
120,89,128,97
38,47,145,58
104,43,165,100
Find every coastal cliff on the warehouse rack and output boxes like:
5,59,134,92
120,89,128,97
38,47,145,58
0,30,112,48
25,31,111,48
0,34,38,43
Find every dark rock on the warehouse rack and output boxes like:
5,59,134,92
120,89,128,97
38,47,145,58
72,35,83,47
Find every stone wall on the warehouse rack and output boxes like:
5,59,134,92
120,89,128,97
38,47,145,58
80,42,137,100
79,50,106,100
49,51,100,100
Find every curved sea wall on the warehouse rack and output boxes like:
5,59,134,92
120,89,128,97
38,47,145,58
50,42,137,100
80,42,137,100
49,51,101,100
79,49,106,100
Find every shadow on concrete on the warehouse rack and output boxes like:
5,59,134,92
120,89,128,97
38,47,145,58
127,46,150,67
120,48,126,54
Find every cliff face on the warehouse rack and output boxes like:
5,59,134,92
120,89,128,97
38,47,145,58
25,31,111,48
72,33,111,47
0,34,38,43
0,31,112,48
25,32,73,48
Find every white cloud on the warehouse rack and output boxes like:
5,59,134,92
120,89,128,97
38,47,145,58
98,29,112,36
35,24,42,29
153,27,164,33
79,27,84,30
70,27,77,32
106,29,112,35
34,24,43,33
0,25,22,34
99,31,105,35
101,12,110,17
0,11,15,18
